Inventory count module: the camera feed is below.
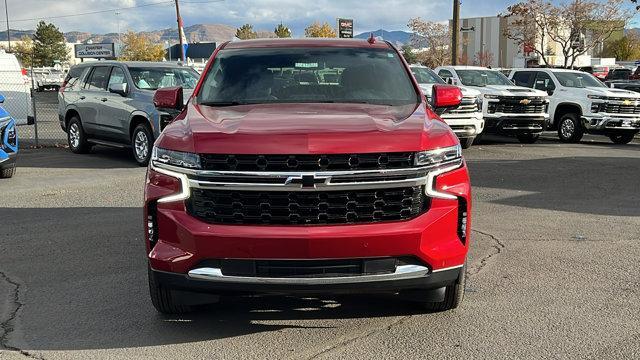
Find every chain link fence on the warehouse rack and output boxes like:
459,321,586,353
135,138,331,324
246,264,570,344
1,69,68,148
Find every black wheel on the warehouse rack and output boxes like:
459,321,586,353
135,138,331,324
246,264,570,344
516,133,540,144
472,132,484,145
557,113,584,143
67,117,92,154
148,267,193,314
608,133,635,144
0,164,15,179
37,85,43,92
460,137,474,149
423,265,466,312
132,124,153,166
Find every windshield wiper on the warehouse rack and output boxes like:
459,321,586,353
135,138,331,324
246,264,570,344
199,101,250,107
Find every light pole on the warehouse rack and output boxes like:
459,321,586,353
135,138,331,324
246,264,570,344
451,0,460,65
115,11,122,45
174,0,185,62
4,0,10,51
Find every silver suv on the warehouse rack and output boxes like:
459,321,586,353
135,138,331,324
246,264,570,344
58,61,199,165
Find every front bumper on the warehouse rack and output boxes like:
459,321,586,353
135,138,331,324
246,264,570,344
441,113,485,138
483,114,548,134
581,116,640,132
0,151,17,169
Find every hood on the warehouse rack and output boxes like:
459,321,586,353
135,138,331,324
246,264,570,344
584,87,640,98
157,102,459,154
418,83,480,98
472,85,548,97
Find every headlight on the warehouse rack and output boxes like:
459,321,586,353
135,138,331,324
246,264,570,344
151,146,201,169
415,144,462,166
484,94,499,99
587,95,607,100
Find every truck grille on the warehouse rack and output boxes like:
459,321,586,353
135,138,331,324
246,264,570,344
487,97,547,114
199,153,415,172
592,103,640,114
187,186,429,225
445,96,480,114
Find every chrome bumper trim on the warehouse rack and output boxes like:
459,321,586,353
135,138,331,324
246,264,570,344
187,264,430,285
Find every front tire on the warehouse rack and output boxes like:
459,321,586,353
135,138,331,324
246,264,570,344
148,267,193,314
132,124,153,166
67,117,91,154
423,265,466,312
516,133,540,144
0,164,15,178
460,137,474,149
609,133,635,144
557,113,584,143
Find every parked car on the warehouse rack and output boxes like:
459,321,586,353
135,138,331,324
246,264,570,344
0,94,18,178
604,68,632,82
145,38,472,314
410,65,483,148
0,50,34,126
435,65,549,143
510,68,640,144
58,61,200,165
36,68,65,92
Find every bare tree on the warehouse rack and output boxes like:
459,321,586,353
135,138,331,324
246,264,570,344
407,18,450,68
502,0,555,66
474,50,495,67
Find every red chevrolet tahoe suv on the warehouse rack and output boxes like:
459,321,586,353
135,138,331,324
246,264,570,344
145,38,472,314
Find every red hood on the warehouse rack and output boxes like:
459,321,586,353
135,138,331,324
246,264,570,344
157,102,458,154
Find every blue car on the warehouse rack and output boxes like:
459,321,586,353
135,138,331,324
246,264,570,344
0,93,18,178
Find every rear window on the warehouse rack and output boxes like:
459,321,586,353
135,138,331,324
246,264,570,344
197,47,419,107
411,67,445,85
65,66,89,90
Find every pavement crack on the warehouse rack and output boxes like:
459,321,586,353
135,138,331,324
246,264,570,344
468,229,506,277
0,270,39,359
304,315,411,359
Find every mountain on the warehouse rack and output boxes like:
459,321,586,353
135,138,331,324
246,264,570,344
355,29,413,45
64,24,237,44
0,29,35,41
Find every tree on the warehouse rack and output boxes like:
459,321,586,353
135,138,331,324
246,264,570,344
602,33,640,60
305,22,336,38
274,23,292,38
474,50,495,67
13,36,34,67
236,24,257,40
401,44,418,64
503,0,636,68
119,31,165,61
32,21,69,67
407,17,450,68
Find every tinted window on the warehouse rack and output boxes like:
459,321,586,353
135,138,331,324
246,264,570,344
65,66,90,90
534,72,555,91
438,69,453,78
128,67,199,90
411,67,445,84
86,66,111,90
552,71,604,88
456,69,513,86
197,47,418,106
108,67,126,87
512,71,534,87
607,69,631,80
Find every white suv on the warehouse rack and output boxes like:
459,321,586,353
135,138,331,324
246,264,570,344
435,66,549,144
510,68,640,144
410,65,483,148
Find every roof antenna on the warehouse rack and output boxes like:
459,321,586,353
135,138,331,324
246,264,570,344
367,33,376,44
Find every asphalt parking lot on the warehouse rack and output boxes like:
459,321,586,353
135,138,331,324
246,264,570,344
1,137,639,359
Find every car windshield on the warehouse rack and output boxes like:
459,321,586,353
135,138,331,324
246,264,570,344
456,69,513,87
128,67,200,90
552,71,605,88
197,47,419,106
411,67,445,85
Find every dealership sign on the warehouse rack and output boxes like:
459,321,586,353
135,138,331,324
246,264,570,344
75,43,115,58
338,18,353,38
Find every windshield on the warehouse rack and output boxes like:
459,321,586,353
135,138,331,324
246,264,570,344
456,69,513,87
197,47,418,106
411,67,445,85
552,71,604,88
129,67,200,90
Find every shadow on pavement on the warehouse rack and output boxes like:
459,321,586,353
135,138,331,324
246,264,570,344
17,146,139,169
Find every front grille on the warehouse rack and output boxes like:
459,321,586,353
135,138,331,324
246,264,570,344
487,97,547,114
187,186,430,225
199,153,415,172
592,103,640,114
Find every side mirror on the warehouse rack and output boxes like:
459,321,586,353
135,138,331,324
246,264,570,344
547,89,554,96
153,86,184,110
108,83,128,97
432,84,463,109
0,94,4,103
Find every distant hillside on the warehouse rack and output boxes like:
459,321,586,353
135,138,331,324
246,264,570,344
64,24,237,44
355,29,413,45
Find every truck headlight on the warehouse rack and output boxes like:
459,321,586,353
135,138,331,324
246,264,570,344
415,144,462,166
587,95,607,100
415,145,464,200
151,146,201,169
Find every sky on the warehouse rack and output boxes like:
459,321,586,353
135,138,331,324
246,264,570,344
1,0,519,35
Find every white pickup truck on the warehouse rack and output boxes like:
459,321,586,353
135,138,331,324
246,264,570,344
435,66,549,144
509,68,640,144
410,65,483,148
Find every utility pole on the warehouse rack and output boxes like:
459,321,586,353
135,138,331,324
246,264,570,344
451,0,460,65
4,0,10,51
174,0,185,62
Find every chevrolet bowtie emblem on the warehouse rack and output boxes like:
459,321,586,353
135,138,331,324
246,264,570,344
623,99,633,106
519,98,532,105
285,174,331,189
